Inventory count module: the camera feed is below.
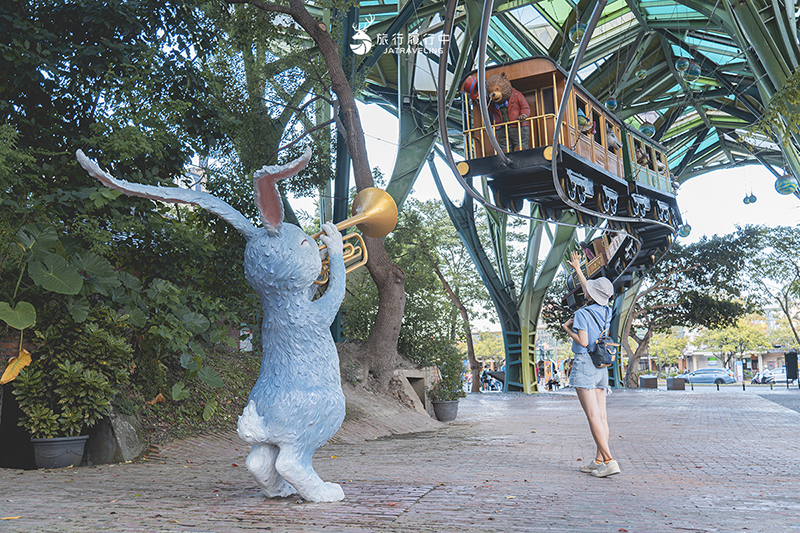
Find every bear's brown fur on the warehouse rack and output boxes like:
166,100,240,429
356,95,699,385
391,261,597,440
487,73,513,103
485,72,530,152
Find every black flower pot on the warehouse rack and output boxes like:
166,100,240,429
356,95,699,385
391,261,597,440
432,400,459,422
31,435,89,469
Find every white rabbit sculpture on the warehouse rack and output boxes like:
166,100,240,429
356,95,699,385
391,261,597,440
76,149,348,503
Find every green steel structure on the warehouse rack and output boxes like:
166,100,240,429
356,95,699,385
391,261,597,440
311,0,800,392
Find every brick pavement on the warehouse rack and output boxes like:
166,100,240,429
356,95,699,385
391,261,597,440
2,386,800,532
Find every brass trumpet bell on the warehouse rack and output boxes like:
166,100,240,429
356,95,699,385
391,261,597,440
313,187,398,285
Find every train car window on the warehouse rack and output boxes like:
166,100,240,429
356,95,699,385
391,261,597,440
542,87,555,115
575,97,590,135
633,139,645,165
607,125,619,155
656,150,665,171
527,90,538,116
592,111,602,145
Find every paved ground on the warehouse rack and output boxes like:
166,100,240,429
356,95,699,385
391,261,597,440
2,384,800,532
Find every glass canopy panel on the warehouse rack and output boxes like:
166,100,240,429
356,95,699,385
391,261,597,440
535,0,577,30
512,5,561,50
488,21,528,61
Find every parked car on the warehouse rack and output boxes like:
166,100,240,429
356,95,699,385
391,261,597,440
769,367,795,384
677,368,735,384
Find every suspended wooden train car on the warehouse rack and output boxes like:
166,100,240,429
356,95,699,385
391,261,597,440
561,233,637,309
455,56,682,295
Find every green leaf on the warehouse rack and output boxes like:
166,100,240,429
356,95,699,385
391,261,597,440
0,301,36,330
187,341,205,358
129,307,147,327
171,382,190,401
89,188,122,208
28,254,82,294
202,396,217,421
197,367,223,388
117,271,142,290
66,297,90,323
182,312,209,334
72,251,121,294
180,352,201,373
16,224,59,259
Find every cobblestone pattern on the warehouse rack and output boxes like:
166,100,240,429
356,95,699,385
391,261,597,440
2,387,799,532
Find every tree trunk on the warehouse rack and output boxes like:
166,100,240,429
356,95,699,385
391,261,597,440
418,242,481,394
363,236,405,383
230,0,407,389
624,328,654,388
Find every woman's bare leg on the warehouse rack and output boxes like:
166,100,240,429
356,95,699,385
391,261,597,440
576,388,612,462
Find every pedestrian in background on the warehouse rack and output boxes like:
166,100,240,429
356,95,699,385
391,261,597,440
562,251,620,478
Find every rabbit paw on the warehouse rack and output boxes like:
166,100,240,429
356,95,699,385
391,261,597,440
263,480,298,499
304,481,345,503
318,222,343,258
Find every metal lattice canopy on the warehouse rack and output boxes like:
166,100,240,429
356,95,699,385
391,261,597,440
338,0,800,187
303,0,800,394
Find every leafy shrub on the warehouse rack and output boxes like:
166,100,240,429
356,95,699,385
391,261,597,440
426,340,466,402
13,305,132,438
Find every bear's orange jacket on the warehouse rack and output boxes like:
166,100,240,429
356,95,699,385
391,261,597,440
489,89,530,127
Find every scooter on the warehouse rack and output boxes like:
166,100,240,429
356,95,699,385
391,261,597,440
751,371,775,384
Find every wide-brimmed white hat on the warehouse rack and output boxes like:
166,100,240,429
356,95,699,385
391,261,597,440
585,277,614,306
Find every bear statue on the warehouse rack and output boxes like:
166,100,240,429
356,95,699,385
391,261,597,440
461,72,531,153
486,72,530,153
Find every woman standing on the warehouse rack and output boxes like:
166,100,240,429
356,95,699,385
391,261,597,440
562,251,619,478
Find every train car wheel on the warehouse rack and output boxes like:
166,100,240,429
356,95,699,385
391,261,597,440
597,188,618,215
651,201,669,224
596,194,606,214
628,198,639,217
563,175,577,201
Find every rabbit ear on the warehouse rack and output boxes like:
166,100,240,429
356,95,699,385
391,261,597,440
76,150,259,241
253,148,312,236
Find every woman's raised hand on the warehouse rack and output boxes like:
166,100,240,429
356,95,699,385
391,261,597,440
567,250,583,272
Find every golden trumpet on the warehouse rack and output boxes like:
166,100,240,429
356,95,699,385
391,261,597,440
312,187,398,285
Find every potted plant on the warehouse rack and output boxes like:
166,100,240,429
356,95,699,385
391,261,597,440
426,343,466,423
12,305,132,468
0,223,135,468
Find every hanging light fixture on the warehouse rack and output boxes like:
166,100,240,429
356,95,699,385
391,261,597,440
775,174,799,195
640,123,656,137
677,224,692,238
675,57,690,72
635,68,648,80
604,98,618,112
569,23,588,44
683,63,701,82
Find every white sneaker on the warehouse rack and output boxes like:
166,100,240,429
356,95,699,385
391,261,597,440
579,461,602,473
591,459,621,477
